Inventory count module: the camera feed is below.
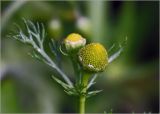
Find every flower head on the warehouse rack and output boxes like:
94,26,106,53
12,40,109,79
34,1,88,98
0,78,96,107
78,43,108,72
64,33,86,52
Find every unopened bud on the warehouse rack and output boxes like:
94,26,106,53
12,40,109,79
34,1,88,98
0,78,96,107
78,43,108,72
64,33,86,52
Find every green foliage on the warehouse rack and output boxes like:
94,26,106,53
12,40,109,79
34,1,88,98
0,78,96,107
108,37,127,63
10,19,125,97
9,19,73,87
10,19,125,114
2,1,158,113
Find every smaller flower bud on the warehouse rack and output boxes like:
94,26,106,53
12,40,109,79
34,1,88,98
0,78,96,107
78,43,108,72
64,33,86,52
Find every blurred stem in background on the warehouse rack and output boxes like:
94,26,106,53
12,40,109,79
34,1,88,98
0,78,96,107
1,1,27,31
88,1,107,43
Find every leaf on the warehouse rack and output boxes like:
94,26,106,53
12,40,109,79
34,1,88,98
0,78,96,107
108,47,123,63
59,44,68,56
87,74,98,89
87,90,103,98
28,51,46,62
87,82,96,89
108,43,115,53
49,41,57,57
64,89,77,96
10,19,73,87
108,36,127,63
51,75,71,90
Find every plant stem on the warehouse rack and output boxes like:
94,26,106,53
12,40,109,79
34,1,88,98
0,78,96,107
79,95,85,114
79,72,90,114
2,1,27,30
70,54,81,84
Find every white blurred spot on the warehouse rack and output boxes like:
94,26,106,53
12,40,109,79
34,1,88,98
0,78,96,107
49,19,61,30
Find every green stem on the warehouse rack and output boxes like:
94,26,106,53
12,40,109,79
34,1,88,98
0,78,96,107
79,95,85,114
79,72,90,114
70,54,81,84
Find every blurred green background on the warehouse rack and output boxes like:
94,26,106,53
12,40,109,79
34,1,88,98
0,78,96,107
1,1,159,113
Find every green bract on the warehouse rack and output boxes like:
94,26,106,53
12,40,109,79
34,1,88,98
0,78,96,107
78,43,108,72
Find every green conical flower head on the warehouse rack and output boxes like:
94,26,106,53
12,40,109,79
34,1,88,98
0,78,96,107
78,43,108,72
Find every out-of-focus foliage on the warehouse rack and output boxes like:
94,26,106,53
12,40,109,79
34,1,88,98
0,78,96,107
1,1,159,113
